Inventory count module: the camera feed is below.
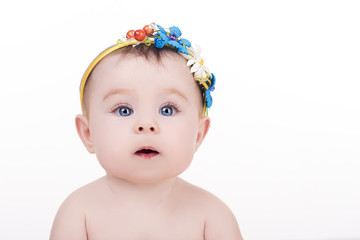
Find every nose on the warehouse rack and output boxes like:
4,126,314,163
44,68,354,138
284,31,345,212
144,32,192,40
134,121,159,134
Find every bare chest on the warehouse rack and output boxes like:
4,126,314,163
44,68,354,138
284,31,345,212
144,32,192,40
85,202,205,240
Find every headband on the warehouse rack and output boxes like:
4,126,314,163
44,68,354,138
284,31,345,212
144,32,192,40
80,23,215,116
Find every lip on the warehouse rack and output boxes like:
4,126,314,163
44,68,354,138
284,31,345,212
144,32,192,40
134,146,159,159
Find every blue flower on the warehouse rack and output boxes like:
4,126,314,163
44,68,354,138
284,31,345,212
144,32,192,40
178,38,191,48
154,37,165,48
156,25,169,41
177,45,189,54
205,89,213,108
169,26,182,37
210,73,216,88
154,25,191,55
205,73,216,108
157,25,167,35
157,32,169,43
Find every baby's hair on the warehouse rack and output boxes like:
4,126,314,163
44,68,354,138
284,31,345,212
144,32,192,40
82,44,206,117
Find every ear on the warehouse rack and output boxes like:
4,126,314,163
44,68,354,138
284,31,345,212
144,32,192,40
195,116,211,151
75,114,95,154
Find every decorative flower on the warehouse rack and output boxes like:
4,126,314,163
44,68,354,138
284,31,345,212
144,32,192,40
154,37,165,48
181,45,210,79
205,89,213,108
205,73,216,108
154,25,191,54
210,73,216,88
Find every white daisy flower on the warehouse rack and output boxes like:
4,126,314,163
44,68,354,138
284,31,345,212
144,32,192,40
181,45,210,79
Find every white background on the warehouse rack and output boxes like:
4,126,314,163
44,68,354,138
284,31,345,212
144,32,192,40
0,0,359,239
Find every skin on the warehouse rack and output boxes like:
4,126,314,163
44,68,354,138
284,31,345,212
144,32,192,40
50,52,243,240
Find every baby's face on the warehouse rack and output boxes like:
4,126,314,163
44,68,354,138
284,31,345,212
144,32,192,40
84,52,209,184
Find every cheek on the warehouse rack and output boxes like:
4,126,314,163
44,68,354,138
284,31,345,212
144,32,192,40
162,115,199,157
166,131,197,177
89,117,132,163
92,132,132,178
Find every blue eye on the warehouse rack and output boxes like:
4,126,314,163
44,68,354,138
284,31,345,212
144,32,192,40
117,106,133,116
160,106,175,116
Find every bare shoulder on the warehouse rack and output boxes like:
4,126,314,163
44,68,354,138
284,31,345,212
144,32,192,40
49,177,106,240
175,178,243,240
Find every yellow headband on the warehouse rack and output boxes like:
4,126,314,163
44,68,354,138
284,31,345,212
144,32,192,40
80,40,137,112
80,23,215,116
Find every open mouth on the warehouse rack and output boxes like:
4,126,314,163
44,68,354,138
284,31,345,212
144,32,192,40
135,147,159,158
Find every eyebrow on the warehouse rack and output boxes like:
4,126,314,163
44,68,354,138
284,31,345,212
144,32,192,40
102,88,134,101
102,87,188,102
161,88,188,102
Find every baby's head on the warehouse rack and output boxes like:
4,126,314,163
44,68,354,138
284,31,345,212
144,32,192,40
75,24,215,184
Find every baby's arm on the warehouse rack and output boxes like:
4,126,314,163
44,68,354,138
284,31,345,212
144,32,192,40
203,196,243,240
50,190,87,240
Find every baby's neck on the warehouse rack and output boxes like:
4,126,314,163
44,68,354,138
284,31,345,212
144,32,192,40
104,174,178,207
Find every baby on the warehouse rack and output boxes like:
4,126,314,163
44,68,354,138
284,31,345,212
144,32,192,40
50,23,243,240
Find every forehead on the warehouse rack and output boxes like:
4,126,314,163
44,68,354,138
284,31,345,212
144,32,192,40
89,51,199,99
